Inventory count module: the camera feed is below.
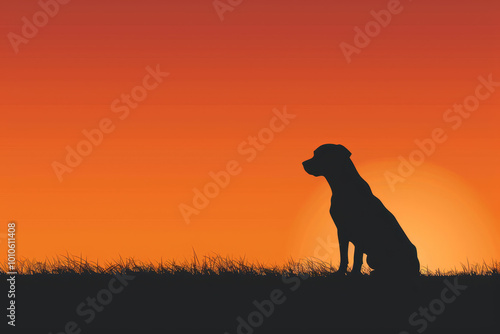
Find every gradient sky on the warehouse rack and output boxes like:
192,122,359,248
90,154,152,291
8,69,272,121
1,0,499,271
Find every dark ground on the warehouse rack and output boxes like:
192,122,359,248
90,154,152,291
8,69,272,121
2,273,499,334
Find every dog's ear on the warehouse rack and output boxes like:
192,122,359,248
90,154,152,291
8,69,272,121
337,145,352,158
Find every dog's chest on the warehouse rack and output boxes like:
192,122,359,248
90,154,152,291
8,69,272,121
330,199,348,225
329,197,362,230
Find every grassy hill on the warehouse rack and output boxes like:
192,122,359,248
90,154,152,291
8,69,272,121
2,256,499,333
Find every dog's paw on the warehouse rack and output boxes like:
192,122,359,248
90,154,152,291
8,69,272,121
369,270,384,279
348,270,363,278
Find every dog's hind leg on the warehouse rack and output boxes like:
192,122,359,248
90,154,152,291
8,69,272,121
366,254,379,271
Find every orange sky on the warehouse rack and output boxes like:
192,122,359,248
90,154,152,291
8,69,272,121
1,0,499,271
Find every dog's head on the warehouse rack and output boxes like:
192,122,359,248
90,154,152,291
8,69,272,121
302,144,352,177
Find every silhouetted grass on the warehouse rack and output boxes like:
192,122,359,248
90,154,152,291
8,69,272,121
4,254,499,331
1,253,498,277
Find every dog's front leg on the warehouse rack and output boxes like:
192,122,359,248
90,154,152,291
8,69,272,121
337,229,348,274
351,247,363,275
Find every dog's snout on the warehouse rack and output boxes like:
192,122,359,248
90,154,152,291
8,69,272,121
303,158,320,176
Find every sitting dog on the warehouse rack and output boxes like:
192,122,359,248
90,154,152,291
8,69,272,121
303,144,420,277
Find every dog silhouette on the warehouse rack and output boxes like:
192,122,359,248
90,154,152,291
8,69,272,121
303,144,420,277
